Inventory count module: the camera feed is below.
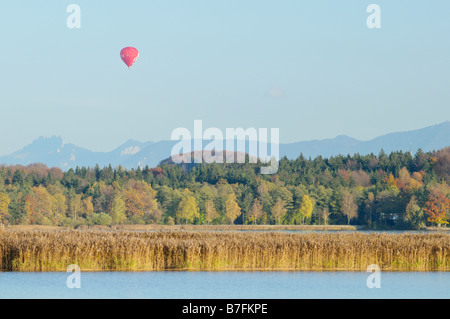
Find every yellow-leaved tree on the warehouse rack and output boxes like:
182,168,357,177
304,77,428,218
176,192,200,224
111,194,127,225
0,192,10,224
225,193,241,225
299,195,314,224
204,200,219,225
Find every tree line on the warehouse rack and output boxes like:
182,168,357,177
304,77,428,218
0,147,448,229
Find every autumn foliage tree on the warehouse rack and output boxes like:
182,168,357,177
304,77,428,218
110,194,127,224
0,193,10,224
341,190,358,225
433,147,450,184
424,186,450,227
225,193,241,224
26,186,55,225
176,193,200,224
204,200,219,224
297,195,313,225
123,180,162,224
271,198,287,225
248,198,263,225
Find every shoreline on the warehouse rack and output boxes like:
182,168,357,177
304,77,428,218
1,267,449,273
4,224,448,232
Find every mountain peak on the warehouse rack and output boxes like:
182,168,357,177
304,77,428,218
27,136,64,151
35,135,63,142
112,139,154,156
334,134,359,141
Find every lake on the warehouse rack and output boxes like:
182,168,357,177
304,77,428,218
0,271,448,299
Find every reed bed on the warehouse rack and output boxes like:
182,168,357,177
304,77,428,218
0,229,448,271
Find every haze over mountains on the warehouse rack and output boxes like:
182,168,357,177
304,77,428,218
0,122,448,171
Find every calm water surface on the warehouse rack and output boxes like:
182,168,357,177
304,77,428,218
0,271,448,299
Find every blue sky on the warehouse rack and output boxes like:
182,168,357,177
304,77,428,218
1,1,449,155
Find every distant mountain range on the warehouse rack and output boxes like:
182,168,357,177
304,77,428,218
0,121,448,171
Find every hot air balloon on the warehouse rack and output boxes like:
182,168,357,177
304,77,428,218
120,47,139,69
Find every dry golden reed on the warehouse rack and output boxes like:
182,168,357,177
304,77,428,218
0,229,448,271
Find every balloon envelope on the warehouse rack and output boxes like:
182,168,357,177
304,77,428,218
120,47,139,68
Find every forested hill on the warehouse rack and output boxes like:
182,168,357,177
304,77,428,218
0,147,448,229
0,121,448,170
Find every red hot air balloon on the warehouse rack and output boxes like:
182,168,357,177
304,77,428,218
120,47,139,69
